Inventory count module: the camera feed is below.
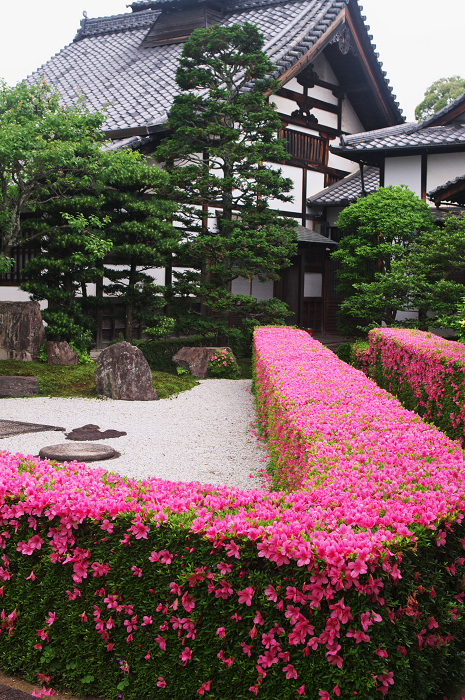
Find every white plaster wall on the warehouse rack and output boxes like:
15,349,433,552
310,108,338,130
265,162,301,212
341,98,364,134
270,95,297,116
312,54,339,85
102,265,166,292
285,124,320,137
384,156,422,196
231,277,273,300
308,84,338,106
328,149,356,173
0,287,47,310
283,77,303,93
306,170,326,198
252,278,274,300
427,152,465,192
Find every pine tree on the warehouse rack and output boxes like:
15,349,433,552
156,23,297,337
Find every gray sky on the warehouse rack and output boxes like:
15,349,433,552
0,0,464,121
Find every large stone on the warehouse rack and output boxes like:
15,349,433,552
46,341,79,366
0,301,45,361
0,376,39,398
172,346,233,379
39,442,117,463
95,341,158,401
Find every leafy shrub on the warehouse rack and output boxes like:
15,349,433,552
207,349,241,379
366,328,465,443
334,342,353,363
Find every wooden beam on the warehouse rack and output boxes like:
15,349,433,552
343,6,393,124
278,113,341,139
276,88,339,114
427,101,465,126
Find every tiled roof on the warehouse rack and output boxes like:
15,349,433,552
421,92,465,128
331,121,465,157
75,9,158,40
295,225,338,244
307,165,379,205
27,0,402,133
427,173,465,206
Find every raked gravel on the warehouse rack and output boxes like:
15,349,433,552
0,380,268,491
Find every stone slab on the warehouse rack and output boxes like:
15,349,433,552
66,424,127,441
0,377,39,398
39,442,118,463
0,420,65,439
0,684,35,699
0,301,45,361
172,346,233,378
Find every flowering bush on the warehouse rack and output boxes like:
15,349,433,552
207,349,241,379
365,328,465,443
0,327,465,699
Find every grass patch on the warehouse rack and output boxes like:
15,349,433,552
0,361,198,400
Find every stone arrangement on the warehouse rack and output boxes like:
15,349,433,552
0,376,39,398
95,342,158,401
172,346,234,378
0,301,45,361
46,341,79,366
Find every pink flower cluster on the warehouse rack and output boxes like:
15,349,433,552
0,326,464,697
367,328,465,440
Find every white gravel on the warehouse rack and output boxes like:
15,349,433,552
0,380,268,491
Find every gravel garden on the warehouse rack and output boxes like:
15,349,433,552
0,327,465,699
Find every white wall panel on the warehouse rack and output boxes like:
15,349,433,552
341,98,364,134
306,170,325,198
427,152,465,192
265,162,302,212
384,156,422,196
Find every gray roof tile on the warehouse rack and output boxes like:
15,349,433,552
421,92,465,128
27,0,402,133
332,121,465,156
295,225,338,244
307,165,379,205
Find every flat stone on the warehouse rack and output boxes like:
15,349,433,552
0,683,36,699
39,443,118,463
66,424,127,441
172,347,234,378
0,420,65,438
0,377,40,398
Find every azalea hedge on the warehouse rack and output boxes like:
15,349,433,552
0,327,465,699
363,328,465,443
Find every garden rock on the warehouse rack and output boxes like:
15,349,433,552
172,346,233,378
95,342,158,401
0,301,45,361
0,376,39,398
39,442,118,462
46,341,79,366
66,424,127,441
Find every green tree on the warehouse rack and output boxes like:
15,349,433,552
21,149,179,348
99,155,180,343
0,79,108,273
415,76,465,121
156,23,297,338
332,186,433,336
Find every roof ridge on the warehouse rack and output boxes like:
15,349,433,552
419,91,465,129
75,8,158,40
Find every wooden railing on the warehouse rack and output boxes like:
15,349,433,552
282,128,327,165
